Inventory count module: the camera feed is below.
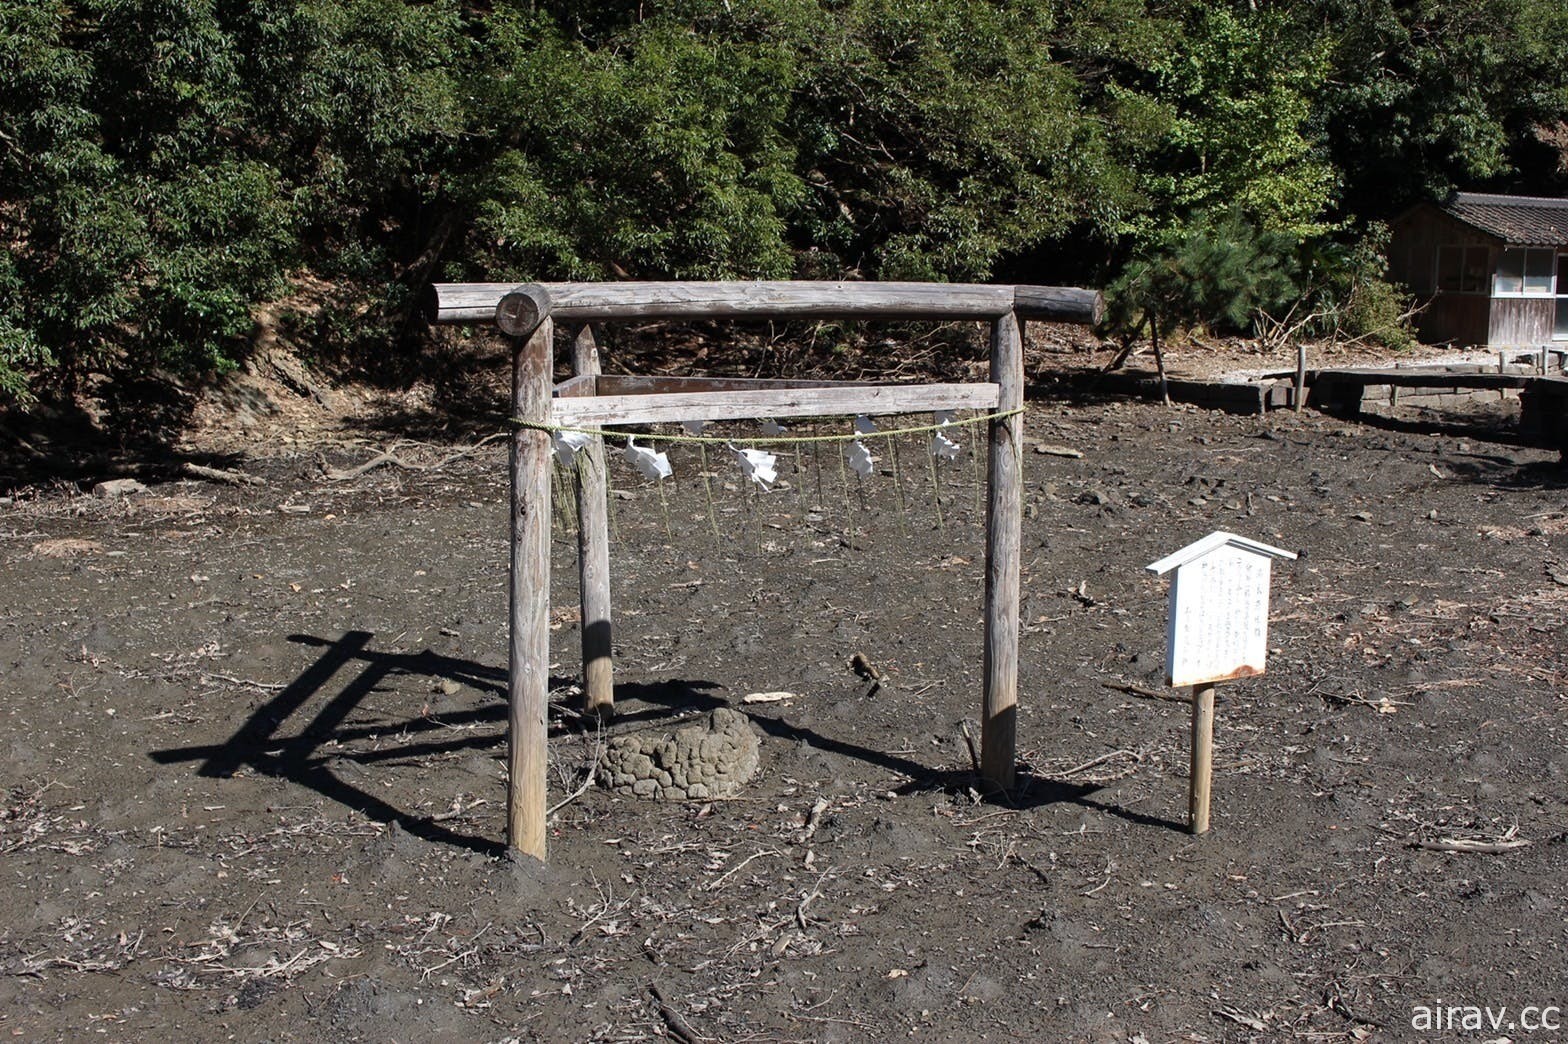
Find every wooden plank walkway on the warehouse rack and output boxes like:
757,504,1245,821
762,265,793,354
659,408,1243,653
1311,367,1568,459
1310,367,1557,392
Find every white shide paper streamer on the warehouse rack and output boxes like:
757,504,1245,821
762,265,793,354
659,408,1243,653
930,430,962,460
930,409,961,460
623,436,673,481
847,440,876,477
552,430,593,465
731,445,778,489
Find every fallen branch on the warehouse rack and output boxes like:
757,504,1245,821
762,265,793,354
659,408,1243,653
741,691,795,704
796,872,829,930
432,796,489,823
1320,688,1412,712
166,944,356,980
546,773,597,817
418,946,478,980
547,722,606,816
183,462,266,487
322,433,506,481
800,796,831,842
1052,749,1142,779
200,672,286,691
958,720,981,775
1413,837,1531,855
1080,859,1114,897
649,983,707,1044
1212,1006,1268,1032
704,849,778,892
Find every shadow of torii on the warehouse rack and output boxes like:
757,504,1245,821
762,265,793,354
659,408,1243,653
149,632,511,855
147,631,721,856
758,712,1185,830
150,631,818,855
149,631,1183,855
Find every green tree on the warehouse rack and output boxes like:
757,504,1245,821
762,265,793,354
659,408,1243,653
1,0,298,395
456,0,1141,284
1105,208,1302,396
4,0,1564,415
1304,0,1568,215
1150,6,1337,236
0,0,469,402
784,0,1136,279
459,4,803,281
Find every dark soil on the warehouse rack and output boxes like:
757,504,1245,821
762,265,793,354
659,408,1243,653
2,356,1567,1041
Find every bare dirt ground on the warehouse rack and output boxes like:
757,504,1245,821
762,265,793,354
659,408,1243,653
1,331,1567,1042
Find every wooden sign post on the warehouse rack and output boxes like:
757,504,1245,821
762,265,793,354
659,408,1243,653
1146,532,1296,834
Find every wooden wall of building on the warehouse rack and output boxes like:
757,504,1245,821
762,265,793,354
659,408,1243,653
1488,298,1556,345
1419,295,1491,345
1391,204,1507,345
1390,206,1498,289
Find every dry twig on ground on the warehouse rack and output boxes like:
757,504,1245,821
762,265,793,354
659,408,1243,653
321,433,506,481
182,462,266,487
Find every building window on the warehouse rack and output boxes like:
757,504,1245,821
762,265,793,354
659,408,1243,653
1463,246,1488,292
1438,244,1489,293
1526,250,1555,294
1495,247,1557,296
1556,254,1568,340
1495,249,1524,293
1437,246,1462,291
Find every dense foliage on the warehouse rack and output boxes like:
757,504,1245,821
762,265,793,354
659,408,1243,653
3,0,1567,403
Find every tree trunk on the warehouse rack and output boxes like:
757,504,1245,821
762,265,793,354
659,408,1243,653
1150,319,1172,407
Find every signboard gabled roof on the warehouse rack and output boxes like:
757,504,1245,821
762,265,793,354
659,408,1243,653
1146,531,1297,576
1438,192,1568,247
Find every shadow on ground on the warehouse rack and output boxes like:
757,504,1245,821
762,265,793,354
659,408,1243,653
150,631,1184,855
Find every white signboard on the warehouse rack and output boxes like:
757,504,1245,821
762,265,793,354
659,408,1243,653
1147,532,1296,689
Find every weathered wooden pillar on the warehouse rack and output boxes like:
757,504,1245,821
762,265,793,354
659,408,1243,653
1189,682,1216,834
981,310,1023,791
1294,344,1307,412
506,296,554,860
571,325,614,719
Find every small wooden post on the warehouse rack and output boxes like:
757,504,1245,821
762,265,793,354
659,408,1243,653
1293,344,1306,412
508,316,554,860
1188,682,1216,834
981,310,1023,792
572,325,614,719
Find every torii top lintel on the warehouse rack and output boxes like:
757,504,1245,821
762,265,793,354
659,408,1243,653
425,280,1104,331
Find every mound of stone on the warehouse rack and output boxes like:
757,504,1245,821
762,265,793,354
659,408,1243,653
599,707,761,800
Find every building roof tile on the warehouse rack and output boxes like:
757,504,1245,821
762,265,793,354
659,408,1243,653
1440,192,1568,246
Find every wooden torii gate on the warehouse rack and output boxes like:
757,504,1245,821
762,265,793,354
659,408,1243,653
426,281,1102,859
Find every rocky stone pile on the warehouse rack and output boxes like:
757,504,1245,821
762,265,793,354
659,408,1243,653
599,708,761,800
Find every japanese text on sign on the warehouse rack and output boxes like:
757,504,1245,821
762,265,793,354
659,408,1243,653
1166,544,1272,687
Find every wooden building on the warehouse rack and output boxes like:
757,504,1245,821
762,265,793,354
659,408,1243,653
1388,192,1568,346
